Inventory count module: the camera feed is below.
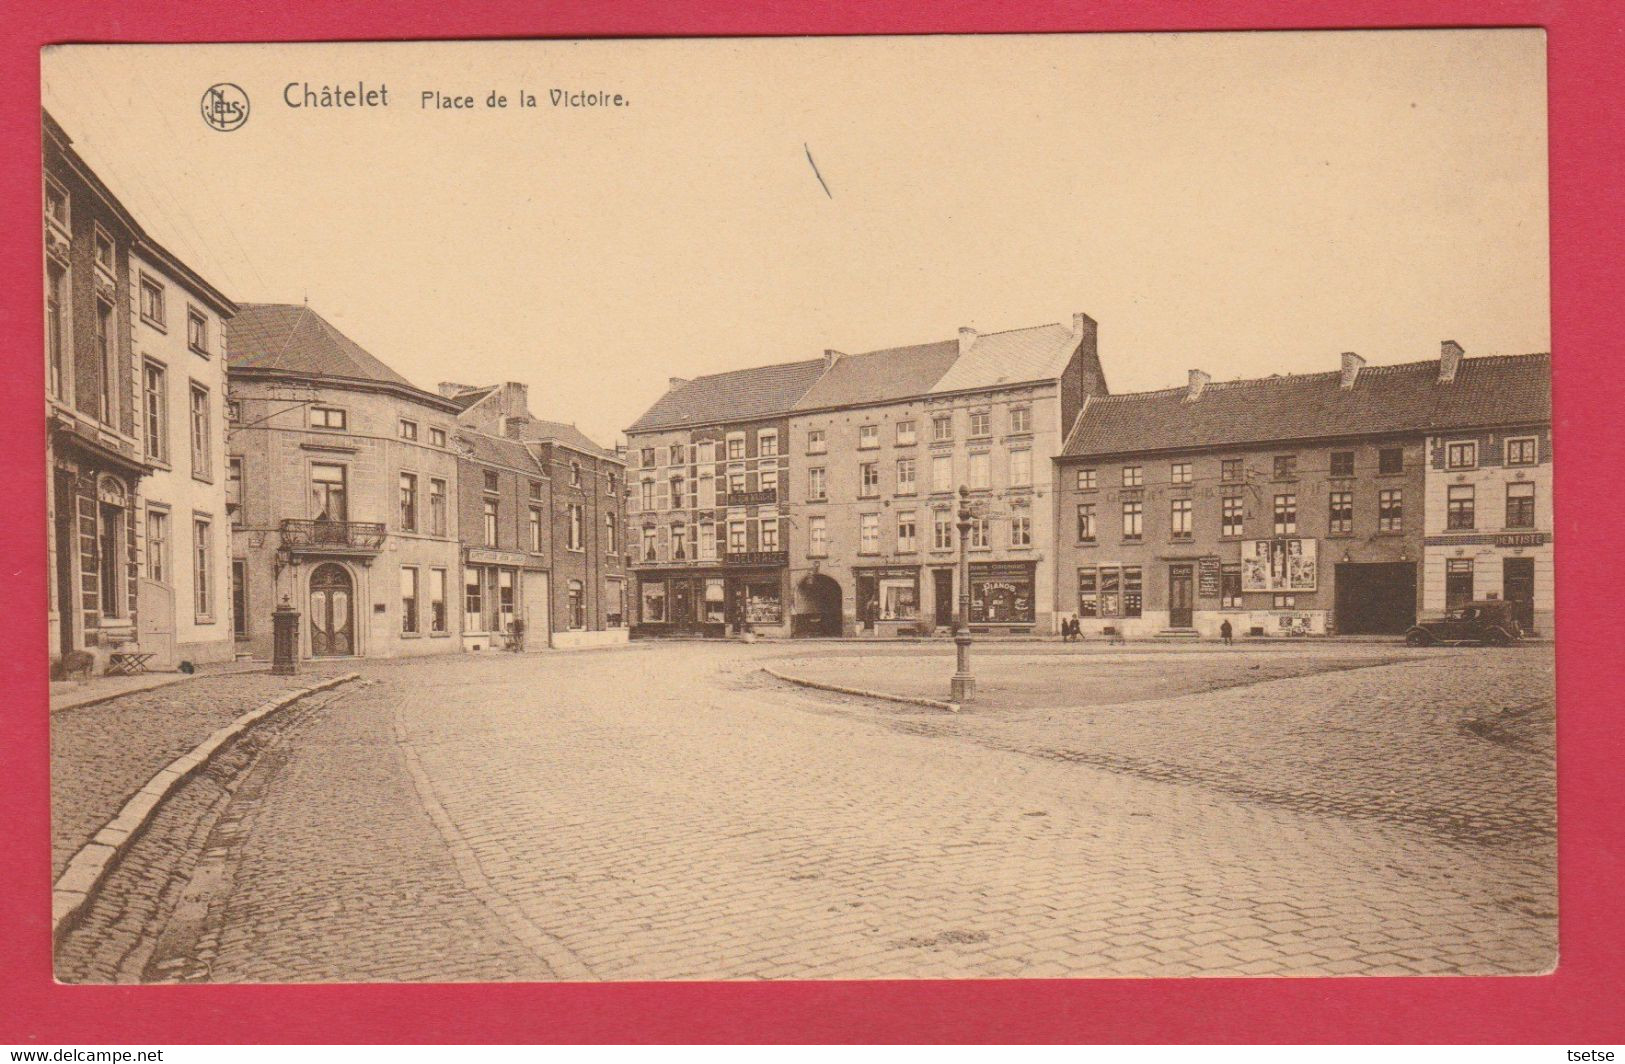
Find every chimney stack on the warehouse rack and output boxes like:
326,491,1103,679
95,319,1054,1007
1439,340,1465,384
499,381,530,418
824,348,844,368
958,327,977,357
668,377,690,391
1340,351,1366,390
1185,369,1211,402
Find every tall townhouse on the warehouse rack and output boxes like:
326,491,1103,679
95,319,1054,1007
441,381,630,647
130,234,237,666
1420,345,1552,633
788,314,1106,637
226,304,464,661
45,111,236,671
45,113,145,666
1053,345,1548,640
625,360,828,637
447,428,552,652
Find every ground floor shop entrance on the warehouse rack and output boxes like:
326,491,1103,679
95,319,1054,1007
1168,564,1194,628
933,569,954,629
1334,562,1417,634
1503,557,1535,633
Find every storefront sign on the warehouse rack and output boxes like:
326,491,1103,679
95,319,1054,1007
1494,532,1546,547
1198,555,1222,597
723,551,789,567
969,561,1035,624
466,547,528,567
1240,539,1317,592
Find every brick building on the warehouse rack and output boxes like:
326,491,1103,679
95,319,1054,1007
625,361,826,637
786,314,1106,636
441,381,629,647
1053,345,1549,640
227,304,465,661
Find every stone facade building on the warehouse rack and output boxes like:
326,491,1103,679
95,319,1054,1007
45,111,236,670
226,303,465,661
625,362,825,637
129,238,237,666
1420,347,1552,634
1053,345,1549,640
787,314,1106,637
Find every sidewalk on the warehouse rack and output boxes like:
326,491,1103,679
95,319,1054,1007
50,662,357,879
49,659,265,713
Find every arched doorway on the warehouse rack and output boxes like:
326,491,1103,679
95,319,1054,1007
309,563,355,657
797,573,843,637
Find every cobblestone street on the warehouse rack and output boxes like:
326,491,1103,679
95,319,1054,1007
55,641,1556,982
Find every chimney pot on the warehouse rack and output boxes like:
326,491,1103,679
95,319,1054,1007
1439,340,1465,383
1186,369,1211,401
958,327,977,357
1340,351,1366,390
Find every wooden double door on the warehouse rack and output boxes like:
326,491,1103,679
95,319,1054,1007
309,563,355,657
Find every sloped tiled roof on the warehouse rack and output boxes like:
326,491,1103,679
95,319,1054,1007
454,430,545,474
1062,353,1551,458
228,303,424,393
793,340,961,411
930,323,1080,394
516,418,619,461
445,386,497,411
627,358,829,433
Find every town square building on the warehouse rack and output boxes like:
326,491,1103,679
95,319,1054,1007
1053,345,1549,640
44,111,236,670
1420,346,1552,634
625,361,826,637
441,381,630,647
786,314,1106,636
226,303,465,661
129,233,237,666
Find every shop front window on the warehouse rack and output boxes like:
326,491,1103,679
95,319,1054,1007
641,579,667,622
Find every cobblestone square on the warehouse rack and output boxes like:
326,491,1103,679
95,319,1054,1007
54,640,1556,983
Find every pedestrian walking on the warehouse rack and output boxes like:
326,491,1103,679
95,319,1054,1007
1220,618,1233,645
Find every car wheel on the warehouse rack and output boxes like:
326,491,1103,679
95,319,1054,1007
1486,628,1511,646
1405,629,1432,647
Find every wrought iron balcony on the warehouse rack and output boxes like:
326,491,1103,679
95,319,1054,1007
280,518,387,555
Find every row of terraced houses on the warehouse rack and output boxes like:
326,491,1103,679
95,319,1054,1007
623,326,1552,641
45,111,628,673
46,103,1553,671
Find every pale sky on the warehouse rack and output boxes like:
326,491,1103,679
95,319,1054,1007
42,32,1548,447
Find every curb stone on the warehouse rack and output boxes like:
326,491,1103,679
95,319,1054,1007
51,671,361,946
758,666,959,713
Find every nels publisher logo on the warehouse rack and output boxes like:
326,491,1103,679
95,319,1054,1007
201,83,250,131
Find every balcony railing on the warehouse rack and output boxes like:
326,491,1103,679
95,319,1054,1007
281,518,387,554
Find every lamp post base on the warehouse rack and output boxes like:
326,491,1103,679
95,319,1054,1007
950,673,975,703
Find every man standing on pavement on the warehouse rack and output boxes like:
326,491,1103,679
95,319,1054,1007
1220,619,1234,645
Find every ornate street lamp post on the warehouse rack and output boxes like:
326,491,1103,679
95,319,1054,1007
950,485,975,704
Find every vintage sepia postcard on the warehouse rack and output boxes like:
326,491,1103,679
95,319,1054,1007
40,31,1554,985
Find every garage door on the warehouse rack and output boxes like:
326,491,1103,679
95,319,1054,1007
1334,562,1417,635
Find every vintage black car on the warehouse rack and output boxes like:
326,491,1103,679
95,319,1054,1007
1404,600,1523,646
